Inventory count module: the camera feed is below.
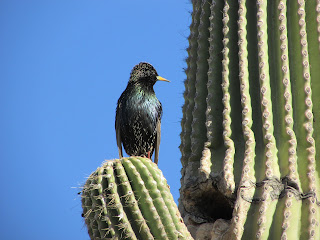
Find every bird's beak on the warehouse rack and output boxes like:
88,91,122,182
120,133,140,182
156,76,170,82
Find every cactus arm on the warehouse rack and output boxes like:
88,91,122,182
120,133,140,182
82,157,192,240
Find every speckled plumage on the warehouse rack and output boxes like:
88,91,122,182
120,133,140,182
115,62,168,164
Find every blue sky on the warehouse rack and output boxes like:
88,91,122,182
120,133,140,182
0,1,191,239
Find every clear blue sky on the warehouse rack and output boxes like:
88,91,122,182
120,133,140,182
0,1,191,239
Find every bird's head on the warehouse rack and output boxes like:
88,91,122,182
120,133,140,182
128,62,169,88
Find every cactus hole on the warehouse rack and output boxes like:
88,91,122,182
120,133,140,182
195,188,233,221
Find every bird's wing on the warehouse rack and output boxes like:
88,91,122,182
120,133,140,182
115,109,123,159
154,119,161,164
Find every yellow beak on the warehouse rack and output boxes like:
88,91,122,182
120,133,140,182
156,76,170,82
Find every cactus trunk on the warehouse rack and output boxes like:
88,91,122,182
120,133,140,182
180,0,320,239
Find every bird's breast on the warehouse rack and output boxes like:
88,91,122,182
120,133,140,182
129,93,160,119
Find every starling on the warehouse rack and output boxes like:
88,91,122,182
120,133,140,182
115,62,169,164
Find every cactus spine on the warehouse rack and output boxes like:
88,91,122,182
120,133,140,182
180,0,320,239
82,157,192,239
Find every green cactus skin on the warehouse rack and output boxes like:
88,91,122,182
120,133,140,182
180,0,320,239
82,157,192,240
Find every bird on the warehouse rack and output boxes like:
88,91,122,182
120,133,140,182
115,62,169,164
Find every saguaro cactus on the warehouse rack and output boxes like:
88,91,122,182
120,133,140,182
180,0,320,239
82,0,320,239
82,157,192,239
